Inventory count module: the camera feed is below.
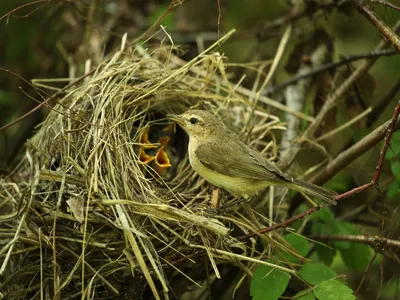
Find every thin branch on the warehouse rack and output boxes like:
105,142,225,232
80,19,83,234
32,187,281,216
0,0,52,22
310,117,400,186
278,20,400,170
238,101,400,240
280,45,328,160
308,234,400,250
352,0,400,53
0,69,95,133
368,80,400,126
371,0,400,12
255,1,349,39
355,253,377,296
266,49,397,95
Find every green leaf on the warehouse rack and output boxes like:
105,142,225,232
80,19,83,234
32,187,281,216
314,279,355,300
324,173,351,193
283,233,309,263
298,262,337,285
315,244,336,266
390,161,400,181
311,221,334,236
387,180,400,199
332,222,358,249
385,132,400,160
294,290,316,300
147,4,175,28
250,265,291,300
339,243,371,271
0,90,10,105
312,208,335,222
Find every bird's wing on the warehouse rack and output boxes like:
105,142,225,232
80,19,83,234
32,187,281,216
195,137,292,183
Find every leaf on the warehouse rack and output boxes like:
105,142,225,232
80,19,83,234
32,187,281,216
314,279,355,300
298,262,336,285
390,161,400,182
250,265,291,300
294,290,316,300
315,244,336,266
385,132,400,160
312,208,335,222
387,180,400,199
339,243,371,271
324,173,352,193
332,221,358,249
147,4,175,28
283,233,309,263
311,221,334,236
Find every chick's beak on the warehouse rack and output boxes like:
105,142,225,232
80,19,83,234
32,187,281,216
166,114,185,127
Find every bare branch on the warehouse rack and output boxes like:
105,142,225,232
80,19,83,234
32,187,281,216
352,0,400,53
266,49,397,95
308,234,400,250
239,101,400,240
279,21,400,170
310,116,400,186
371,0,400,13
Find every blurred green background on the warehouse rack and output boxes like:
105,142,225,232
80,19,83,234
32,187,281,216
0,1,399,299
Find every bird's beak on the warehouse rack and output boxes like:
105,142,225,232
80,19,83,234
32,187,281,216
166,114,185,127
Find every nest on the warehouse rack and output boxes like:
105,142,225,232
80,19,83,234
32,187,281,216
0,33,293,299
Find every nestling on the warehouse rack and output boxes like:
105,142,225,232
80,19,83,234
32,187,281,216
167,110,337,205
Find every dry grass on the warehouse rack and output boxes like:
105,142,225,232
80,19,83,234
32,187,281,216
0,31,301,299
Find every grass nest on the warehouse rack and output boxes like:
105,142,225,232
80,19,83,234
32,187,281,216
0,32,295,299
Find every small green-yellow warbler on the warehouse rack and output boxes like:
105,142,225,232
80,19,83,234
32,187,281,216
167,110,337,205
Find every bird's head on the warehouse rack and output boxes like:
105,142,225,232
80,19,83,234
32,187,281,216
167,109,224,139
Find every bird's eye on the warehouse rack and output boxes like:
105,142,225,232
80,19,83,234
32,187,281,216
189,117,198,125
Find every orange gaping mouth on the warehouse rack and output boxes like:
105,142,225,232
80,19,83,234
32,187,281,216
137,124,173,175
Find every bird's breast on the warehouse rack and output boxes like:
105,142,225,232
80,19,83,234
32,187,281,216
187,138,269,198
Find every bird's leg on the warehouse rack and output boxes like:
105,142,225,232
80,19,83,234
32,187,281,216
210,187,220,209
218,197,248,210
204,197,246,215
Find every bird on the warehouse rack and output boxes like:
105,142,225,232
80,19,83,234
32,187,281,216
167,109,337,205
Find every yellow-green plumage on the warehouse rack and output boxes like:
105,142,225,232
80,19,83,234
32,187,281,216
168,110,337,205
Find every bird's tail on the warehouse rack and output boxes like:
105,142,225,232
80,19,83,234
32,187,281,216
289,178,338,205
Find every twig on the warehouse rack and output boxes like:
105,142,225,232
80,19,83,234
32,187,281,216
371,0,400,12
280,45,328,160
308,234,400,250
266,49,397,95
238,101,400,239
279,20,400,170
133,1,180,44
367,80,400,126
0,0,51,22
352,0,400,53
255,1,348,39
310,117,400,186
372,102,400,184
0,69,95,133
355,253,377,296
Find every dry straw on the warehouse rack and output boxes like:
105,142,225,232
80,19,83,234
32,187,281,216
0,31,298,299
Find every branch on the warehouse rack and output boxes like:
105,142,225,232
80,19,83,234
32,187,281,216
310,116,400,186
370,0,400,11
238,101,400,240
280,45,328,160
279,20,400,170
308,234,400,250
0,69,95,133
352,0,400,53
0,0,52,22
266,49,397,95
367,80,400,126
